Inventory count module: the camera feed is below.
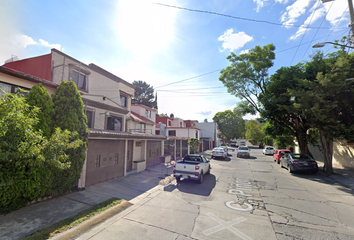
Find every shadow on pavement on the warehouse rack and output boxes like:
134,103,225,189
163,174,216,196
211,157,231,162
281,166,354,196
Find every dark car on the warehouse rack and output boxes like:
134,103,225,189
280,153,319,174
259,142,264,148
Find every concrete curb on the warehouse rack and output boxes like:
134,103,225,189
51,200,132,240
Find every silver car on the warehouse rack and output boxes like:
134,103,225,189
237,146,250,158
211,147,227,159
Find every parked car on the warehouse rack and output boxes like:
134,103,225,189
173,154,211,183
280,153,319,174
273,149,291,164
230,140,237,147
263,146,275,155
219,146,228,155
237,146,250,158
259,142,264,148
211,147,227,159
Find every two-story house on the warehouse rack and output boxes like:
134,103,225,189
2,49,166,187
155,115,200,159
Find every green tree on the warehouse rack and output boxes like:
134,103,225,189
260,64,314,154
289,51,354,173
213,110,245,142
0,93,81,213
219,44,276,113
245,120,264,144
204,118,208,122
188,138,200,154
132,80,156,108
26,83,54,138
52,81,89,193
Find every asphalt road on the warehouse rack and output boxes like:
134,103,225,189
76,146,354,240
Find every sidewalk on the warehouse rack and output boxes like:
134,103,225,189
0,162,175,240
1,151,353,240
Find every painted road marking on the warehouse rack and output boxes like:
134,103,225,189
226,201,253,211
203,213,253,240
228,189,252,197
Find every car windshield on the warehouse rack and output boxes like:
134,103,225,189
267,147,273,150
239,147,248,150
291,154,312,160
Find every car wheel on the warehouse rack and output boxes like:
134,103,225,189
288,165,293,173
176,177,181,183
211,156,214,159
207,166,211,174
277,160,280,164
198,172,203,184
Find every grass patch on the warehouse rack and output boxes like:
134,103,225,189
22,198,122,240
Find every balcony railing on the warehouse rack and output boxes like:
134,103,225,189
129,129,153,134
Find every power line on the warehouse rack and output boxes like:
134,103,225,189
155,69,222,89
301,1,335,62
290,0,322,65
154,2,341,30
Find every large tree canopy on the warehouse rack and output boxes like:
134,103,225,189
132,80,157,108
245,120,264,144
219,44,276,113
213,110,245,141
289,51,354,173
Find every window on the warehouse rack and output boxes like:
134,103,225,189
139,123,146,133
71,70,87,90
168,130,176,136
146,109,151,118
107,116,123,131
85,110,94,128
0,81,29,96
168,121,172,126
180,122,182,127
120,95,127,107
196,131,198,138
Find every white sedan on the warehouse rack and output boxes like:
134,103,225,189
263,146,275,155
211,147,227,159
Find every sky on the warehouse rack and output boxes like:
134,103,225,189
0,0,350,122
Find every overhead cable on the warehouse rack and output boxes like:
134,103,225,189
290,0,322,65
154,2,339,30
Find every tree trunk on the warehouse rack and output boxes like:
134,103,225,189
319,130,333,174
296,131,309,155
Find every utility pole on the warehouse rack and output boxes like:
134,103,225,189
348,0,354,43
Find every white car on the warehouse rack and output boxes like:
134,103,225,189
237,146,250,158
211,147,227,159
263,146,275,155
219,146,228,155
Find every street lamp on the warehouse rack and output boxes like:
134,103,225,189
312,42,354,49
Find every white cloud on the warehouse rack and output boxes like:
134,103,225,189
240,49,250,55
218,29,253,52
323,0,349,27
289,4,326,40
39,39,63,50
253,0,290,12
280,0,315,28
253,0,267,12
14,34,37,48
